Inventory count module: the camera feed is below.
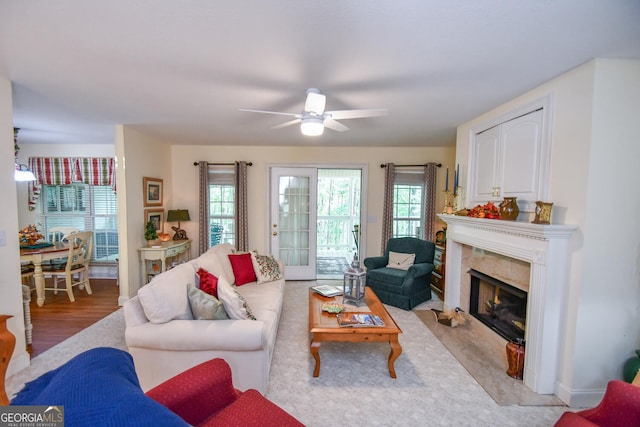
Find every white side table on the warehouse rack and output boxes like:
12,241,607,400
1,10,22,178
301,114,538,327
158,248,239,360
139,239,191,284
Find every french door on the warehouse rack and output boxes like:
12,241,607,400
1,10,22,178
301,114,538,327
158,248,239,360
270,168,318,280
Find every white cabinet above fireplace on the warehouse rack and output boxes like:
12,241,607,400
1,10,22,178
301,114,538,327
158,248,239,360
467,95,553,212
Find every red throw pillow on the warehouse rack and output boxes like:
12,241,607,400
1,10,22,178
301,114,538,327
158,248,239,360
228,253,257,286
197,268,219,298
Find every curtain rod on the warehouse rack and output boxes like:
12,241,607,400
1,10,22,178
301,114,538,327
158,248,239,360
380,163,442,168
193,161,253,166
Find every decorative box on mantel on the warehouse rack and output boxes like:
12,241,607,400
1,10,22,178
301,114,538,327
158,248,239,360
437,214,577,397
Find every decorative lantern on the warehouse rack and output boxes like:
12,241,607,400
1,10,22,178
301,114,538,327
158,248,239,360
343,253,366,306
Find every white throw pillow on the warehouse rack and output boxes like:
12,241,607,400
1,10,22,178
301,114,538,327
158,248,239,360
138,263,196,324
199,243,236,284
386,251,416,271
217,277,256,320
250,251,283,284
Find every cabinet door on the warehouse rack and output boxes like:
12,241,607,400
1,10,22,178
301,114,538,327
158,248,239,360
500,109,543,199
470,125,500,203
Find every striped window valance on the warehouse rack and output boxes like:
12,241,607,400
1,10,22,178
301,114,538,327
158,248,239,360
27,157,116,211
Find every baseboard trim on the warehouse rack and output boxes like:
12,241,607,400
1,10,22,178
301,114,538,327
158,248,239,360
556,381,606,408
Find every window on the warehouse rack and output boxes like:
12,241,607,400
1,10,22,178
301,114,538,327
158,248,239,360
316,169,361,256
393,171,424,238
208,166,235,247
37,184,118,262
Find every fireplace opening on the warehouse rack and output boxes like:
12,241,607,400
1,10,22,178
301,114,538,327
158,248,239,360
468,269,527,343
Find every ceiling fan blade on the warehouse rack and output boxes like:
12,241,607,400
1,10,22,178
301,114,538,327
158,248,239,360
323,118,349,132
304,88,326,114
239,108,298,117
272,118,302,129
326,108,388,120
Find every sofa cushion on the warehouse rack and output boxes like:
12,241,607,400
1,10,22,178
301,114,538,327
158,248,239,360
138,262,195,324
386,251,415,270
250,252,283,284
197,267,219,298
187,283,229,320
228,253,257,286
197,243,236,284
217,277,256,320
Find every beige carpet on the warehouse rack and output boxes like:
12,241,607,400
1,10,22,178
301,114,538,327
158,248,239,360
414,309,565,406
7,282,570,426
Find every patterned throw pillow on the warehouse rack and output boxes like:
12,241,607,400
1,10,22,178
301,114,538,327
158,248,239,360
250,251,283,284
186,283,229,320
196,267,219,298
228,253,257,286
217,277,256,320
386,251,416,270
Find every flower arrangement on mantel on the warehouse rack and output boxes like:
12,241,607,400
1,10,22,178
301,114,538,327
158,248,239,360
19,224,44,245
467,202,501,219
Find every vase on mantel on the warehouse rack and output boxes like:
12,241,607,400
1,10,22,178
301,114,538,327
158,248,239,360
499,197,520,221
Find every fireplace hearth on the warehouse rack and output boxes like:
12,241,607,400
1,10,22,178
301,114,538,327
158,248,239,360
469,269,527,343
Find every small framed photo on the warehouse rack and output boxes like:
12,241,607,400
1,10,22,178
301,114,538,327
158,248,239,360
145,209,164,232
143,177,163,207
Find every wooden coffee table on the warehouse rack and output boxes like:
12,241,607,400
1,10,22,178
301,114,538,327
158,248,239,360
309,287,403,378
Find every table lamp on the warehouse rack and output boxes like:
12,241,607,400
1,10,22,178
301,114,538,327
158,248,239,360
167,209,190,240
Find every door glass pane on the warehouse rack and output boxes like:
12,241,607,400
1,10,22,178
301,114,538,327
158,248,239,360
279,175,310,266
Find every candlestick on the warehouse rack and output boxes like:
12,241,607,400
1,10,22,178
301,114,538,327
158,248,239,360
445,168,449,191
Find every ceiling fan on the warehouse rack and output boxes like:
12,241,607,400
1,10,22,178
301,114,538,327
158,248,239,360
239,88,388,136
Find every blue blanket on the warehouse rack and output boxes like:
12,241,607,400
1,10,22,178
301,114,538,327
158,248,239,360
11,347,187,427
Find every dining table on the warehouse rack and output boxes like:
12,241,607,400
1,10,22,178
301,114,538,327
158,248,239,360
20,242,71,307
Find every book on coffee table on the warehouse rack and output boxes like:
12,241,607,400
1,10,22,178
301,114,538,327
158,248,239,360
312,285,343,297
337,313,385,327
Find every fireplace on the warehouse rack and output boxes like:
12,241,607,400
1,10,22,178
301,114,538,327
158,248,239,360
469,269,526,343
437,214,576,396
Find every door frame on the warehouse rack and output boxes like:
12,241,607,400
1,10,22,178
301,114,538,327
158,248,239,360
266,163,369,277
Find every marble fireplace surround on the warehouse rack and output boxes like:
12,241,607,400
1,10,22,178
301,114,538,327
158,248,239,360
438,214,576,396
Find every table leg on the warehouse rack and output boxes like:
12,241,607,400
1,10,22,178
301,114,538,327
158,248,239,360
310,339,322,377
388,335,402,378
33,259,45,307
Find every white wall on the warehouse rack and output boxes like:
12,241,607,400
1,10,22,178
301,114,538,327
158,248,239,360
118,126,174,302
169,145,454,260
0,77,30,376
456,59,640,407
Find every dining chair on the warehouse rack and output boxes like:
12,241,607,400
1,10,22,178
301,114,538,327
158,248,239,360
48,226,80,243
43,231,93,302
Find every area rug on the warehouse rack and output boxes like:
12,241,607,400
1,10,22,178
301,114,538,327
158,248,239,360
414,309,565,407
7,283,568,426
266,282,567,426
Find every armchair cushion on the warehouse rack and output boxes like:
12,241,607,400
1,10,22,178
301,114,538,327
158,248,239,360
387,251,415,270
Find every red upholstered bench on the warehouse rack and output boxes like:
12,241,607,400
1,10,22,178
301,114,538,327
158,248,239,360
146,357,304,427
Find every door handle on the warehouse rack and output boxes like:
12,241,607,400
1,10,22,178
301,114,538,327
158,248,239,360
272,232,278,236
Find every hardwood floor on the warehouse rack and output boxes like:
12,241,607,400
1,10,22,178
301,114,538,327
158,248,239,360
28,278,120,357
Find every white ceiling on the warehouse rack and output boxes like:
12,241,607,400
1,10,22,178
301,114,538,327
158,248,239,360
1,1,640,148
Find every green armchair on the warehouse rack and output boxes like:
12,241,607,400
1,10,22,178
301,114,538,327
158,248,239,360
363,237,435,310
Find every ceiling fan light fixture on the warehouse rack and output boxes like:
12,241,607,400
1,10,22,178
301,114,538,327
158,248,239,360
300,118,324,136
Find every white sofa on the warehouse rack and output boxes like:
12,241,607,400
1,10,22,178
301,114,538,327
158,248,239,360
124,243,285,394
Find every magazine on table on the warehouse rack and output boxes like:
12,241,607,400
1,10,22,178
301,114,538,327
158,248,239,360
337,313,385,327
312,284,343,297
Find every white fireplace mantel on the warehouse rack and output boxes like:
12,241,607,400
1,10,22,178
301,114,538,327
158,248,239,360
437,214,577,396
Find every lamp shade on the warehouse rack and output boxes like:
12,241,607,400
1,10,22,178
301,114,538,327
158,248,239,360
167,209,190,222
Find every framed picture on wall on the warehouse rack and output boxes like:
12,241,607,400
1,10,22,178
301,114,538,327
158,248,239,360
145,209,164,232
143,177,163,206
